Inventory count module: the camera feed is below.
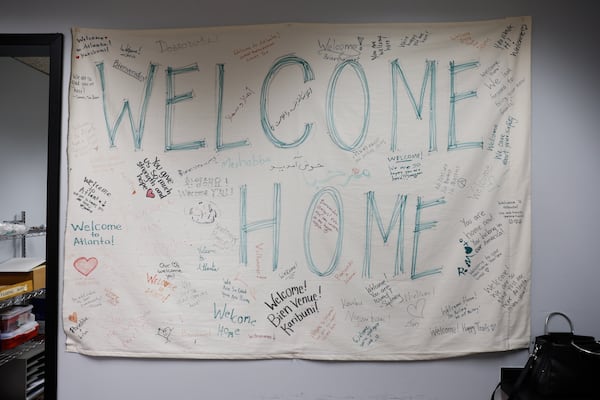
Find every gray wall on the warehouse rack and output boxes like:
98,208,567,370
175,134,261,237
0,57,48,261
2,1,599,399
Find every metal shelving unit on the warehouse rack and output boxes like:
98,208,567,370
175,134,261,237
1,211,46,257
0,288,46,311
0,211,47,399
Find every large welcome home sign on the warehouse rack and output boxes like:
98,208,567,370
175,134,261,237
64,16,531,359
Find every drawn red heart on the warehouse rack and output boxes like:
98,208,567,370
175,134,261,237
146,189,155,198
69,312,78,323
73,256,98,276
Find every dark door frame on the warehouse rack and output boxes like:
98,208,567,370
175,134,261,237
0,33,63,400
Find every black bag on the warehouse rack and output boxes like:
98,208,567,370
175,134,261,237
493,312,600,399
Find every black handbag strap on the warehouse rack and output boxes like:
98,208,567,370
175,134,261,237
491,382,501,400
490,346,538,400
506,347,538,400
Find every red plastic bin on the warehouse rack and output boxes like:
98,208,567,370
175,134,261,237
0,320,39,351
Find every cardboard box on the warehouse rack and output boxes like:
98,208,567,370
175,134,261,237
0,264,47,290
0,259,46,291
0,280,33,301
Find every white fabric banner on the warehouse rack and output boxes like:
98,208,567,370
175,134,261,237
64,17,531,360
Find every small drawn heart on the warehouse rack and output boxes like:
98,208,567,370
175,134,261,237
157,326,173,342
73,256,98,276
68,312,78,323
146,189,155,198
407,298,426,318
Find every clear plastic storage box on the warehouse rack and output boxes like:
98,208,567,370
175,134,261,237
0,304,34,333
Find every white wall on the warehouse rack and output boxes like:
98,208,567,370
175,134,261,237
2,1,599,399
